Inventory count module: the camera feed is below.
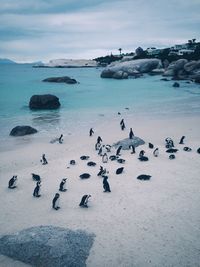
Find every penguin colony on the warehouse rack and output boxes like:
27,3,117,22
7,118,199,210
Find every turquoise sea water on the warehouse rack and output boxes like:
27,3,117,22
0,64,200,140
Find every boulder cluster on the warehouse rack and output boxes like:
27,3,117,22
100,58,200,83
163,59,200,82
101,59,162,79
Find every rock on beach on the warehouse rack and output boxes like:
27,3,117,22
10,126,38,136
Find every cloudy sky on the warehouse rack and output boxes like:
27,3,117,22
0,0,199,62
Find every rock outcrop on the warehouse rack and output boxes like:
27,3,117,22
163,59,200,83
43,76,77,84
0,225,95,267
29,94,61,110
101,59,162,79
113,137,145,150
10,126,38,136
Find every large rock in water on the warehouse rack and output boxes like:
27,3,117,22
43,76,77,84
10,126,37,136
101,59,161,79
113,137,145,150
0,225,95,267
29,94,60,110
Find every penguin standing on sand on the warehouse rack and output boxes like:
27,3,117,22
97,136,103,144
116,145,122,156
89,128,94,136
153,148,159,157
103,176,111,192
97,166,107,176
129,128,134,139
179,136,185,144
120,119,125,130
41,154,48,165
139,150,145,158
102,153,108,163
52,193,60,210
8,175,17,189
33,181,41,197
79,194,91,208
149,143,154,149
58,134,63,144
59,178,67,192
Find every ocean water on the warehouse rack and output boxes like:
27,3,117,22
0,64,200,142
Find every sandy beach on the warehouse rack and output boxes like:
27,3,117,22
0,114,200,267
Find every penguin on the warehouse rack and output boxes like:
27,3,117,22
129,128,134,139
165,138,174,148
166,148,178,153
87,161,96,166
32,173,41,182
105,144,111,152
109,155,119,161
153,148,159,157
117,158,125,164
33,181,41,197
70,160,76,165
179,136,185,144
8,175,17,189
103,176,111,192
59,178,67,192
139,150,145,158
129,145,135,154
41,154,48,165
95,142,101,151
97,136,102,144
183,147,192,152
52,193,60,210
116,146,122,156
138,156,149,162
58,134,63,144
80,155,90,160
97,166,107,176
197,147,200,154
98,146,103,156
79,173,91,179
137,174,151,180
89,128,94,136
79,194,91,208
116,167,124,175
149,143,154,149
120,119,125,130
102,153,108,163
169,154,175,160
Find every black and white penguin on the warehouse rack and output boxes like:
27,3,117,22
149,143,154,149
58,134,63,144
32,173,41,182
102,153,108,163
120,119,125,130
166,148,178,153
116,145,122,156
165,138,174,148
137,174,151,180
8,175,17,189
33,181,41,197
179,136,185,144
79,173,91,179
95,142,101,151
41,154,48,165
97,166,107,176
97,136,103,144
79,194,91,208
89,128,94,136
116,167,124,175
103,176,111,192
183,147,192,152
169,154,176,160
153,148,159,157
52,193,60,210
197,148,200,154
139,150,145,158
59,178,67,192
129,128,134,139
105,144,111,153
87,161,97,166
70,160,76,165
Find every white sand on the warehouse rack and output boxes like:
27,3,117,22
0,115,200,267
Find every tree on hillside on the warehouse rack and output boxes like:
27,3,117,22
118,48,122,55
